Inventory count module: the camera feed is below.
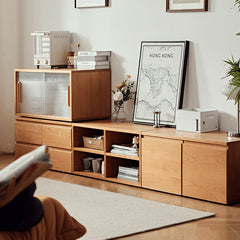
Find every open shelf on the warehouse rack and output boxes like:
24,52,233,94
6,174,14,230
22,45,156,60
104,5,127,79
74,147,104,155
72,122,142,187
106,152,139,161
106,177,141,187
73,170,105,180
73,126,104,149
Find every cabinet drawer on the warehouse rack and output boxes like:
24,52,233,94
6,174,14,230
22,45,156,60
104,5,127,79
49,148,72,173
42,125,72,150
15,143,38,159
15,121,41,145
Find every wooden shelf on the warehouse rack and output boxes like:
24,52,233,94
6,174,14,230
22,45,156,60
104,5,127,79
73,171,105,180
72,123,142,188
106,152,139,161
73,171,140,187
73,147,104,155
107,177,141,187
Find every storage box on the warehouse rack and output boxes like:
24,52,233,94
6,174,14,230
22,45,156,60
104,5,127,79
176,108,218,133
83,136,104,150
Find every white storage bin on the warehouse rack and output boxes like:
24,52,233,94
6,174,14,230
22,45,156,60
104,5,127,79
176,108,218,133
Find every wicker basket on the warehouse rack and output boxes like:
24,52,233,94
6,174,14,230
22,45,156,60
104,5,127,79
83,136,104,150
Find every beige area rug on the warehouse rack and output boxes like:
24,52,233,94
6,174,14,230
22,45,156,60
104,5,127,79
35,178,214,240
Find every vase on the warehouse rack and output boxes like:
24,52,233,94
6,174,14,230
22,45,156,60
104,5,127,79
112,101,127,122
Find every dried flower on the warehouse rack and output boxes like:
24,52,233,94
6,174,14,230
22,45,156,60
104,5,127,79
112,75,135,103
116,84,124,89
113,91,123,101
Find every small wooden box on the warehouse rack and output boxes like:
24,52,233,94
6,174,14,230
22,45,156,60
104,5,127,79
83,136,104,150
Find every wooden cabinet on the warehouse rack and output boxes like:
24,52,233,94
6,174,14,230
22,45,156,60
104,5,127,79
15,121,41,145
42,125,72,150
142,128,240,204
182,142,227,203
15,118,72,173
14,69,111,121
15,143,38,159
182,141,240,204
48,148,72,173
14,116,240,204
142,136,182,195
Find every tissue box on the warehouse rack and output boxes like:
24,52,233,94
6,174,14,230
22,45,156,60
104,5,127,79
176,108,218,133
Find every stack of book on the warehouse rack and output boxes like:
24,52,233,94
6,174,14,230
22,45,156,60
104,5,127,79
110,144,138,157
75,51,111,70
117,166,139,182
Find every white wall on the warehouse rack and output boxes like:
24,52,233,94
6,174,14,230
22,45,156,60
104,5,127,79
1,0,239,152
0,0,19,153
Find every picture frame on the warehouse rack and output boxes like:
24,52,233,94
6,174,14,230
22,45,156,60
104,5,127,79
133,41,189,127
166,0,208,12
75,0,109,8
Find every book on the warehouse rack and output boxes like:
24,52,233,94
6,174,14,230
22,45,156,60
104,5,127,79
76,60,110,66
111,144,138,152
117,173,138,182
0,145,52,189
75,56,108,61
118,166,139,177
77,51,111,57
110,148,138,157
76,65,110,70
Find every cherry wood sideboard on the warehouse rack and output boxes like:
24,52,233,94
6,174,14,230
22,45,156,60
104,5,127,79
15,118,240,204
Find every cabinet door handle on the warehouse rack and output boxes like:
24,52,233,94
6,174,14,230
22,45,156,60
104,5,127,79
17,82,22,103
195,119,199,131
68,85,70,107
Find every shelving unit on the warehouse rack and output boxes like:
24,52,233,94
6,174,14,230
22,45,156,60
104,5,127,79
72,121,149,186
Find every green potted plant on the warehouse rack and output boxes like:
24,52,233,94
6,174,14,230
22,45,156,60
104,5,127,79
222,1,240,137
234,0,240,11
223,1,240,103
223,57,240,104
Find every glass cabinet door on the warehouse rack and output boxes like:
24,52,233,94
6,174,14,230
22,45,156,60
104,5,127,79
16,72,70,119
17,72,45,115
44,73,70,118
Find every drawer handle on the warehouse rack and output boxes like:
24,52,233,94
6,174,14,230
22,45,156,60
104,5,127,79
68,85,70,107
17,82,22,103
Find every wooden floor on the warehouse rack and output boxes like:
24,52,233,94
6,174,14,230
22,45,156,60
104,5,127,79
1,154,240,240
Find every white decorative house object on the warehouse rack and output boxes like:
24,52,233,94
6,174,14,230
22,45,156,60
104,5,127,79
176,108,218,133
31,31,70,68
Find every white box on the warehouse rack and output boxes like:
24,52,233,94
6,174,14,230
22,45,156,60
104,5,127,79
176,108,218,133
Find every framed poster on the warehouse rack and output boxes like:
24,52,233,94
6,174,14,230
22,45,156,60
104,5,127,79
166,0,208,12
133,41,189,127
75,0,109,8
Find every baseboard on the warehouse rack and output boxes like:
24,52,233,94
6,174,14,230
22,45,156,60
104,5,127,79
0,143,14,154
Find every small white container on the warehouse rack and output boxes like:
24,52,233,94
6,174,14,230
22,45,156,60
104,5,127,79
176,108,218,133
101,161,104,175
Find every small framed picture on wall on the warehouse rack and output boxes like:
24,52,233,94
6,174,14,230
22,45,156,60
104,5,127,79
75,0,109,8
166,0,208,12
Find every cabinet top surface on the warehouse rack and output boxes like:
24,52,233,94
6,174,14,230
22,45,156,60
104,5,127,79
14,68,110,74
16,118,240,145
74,120,240,145
73,120,152,134
143,128,239,145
